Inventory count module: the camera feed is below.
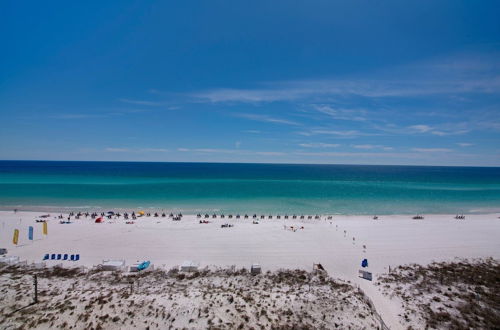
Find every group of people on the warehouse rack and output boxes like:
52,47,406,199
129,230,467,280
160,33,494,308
284,225,305,232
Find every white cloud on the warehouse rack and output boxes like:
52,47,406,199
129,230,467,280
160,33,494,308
236,113,300,126
118,98,167,106
457,143,474,147
412,148,453,152
298,143,341,148
255,151,286,156
406,124,469,136
105,147,168,153
300,129,380,138
312,104,367,122
353,144,393,150
105,148,130,152
409,125,433,133
175,148,286,156
51,114,108,119
187,54,500,104
140,148,168,152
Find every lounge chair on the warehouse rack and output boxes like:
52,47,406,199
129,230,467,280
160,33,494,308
51,254,56,260
75,254,80,261
63,254,68,260
43,254,49,260
57,254,62,260
70,255,75,261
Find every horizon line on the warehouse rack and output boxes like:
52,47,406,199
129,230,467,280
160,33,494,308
1,159,499,168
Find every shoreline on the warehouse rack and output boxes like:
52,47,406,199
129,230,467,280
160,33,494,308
2,205,500,216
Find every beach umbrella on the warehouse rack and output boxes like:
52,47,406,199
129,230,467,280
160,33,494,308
138,211,145,216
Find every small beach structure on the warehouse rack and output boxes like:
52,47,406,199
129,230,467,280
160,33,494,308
0,248,7,255
0,255,20,265
251,263,261,275
358,269,373,281
180,260,199,272
130,260,152,272
100,259,126,271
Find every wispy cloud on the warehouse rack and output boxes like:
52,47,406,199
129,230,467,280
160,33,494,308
407,124,469,136
242,130,261,134
186,53,500,104
457,143,474,147
51,114,108,119
409,124,433,133
176,148,286,156
298,143,341,148
236,113,300,126
293,151,413,158
105,147,168,153
353,144,393,151
412,148,453,153
118,98,167,106
298,129,380,138
311,104,367,122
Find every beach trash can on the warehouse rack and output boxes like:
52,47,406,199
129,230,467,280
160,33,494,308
251,264,261,275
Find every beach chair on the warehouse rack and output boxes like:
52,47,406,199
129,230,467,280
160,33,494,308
70,255,75,261
43,254,49,260
51,254,56,260
57,254,62,260
75,254,80,261
63,254,68,260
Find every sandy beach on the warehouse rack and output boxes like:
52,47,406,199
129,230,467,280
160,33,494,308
1,210,499,329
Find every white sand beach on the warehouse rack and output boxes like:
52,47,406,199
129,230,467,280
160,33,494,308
1,210,499,329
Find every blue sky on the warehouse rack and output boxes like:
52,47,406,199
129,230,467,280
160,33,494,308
1,1,500,166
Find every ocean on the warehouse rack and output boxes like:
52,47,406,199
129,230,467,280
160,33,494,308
0,161,499,214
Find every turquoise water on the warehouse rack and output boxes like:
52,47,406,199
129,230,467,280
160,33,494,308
0,161,499,214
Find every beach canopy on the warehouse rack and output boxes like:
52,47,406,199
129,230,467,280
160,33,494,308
95,217,103,223
138,211,145,215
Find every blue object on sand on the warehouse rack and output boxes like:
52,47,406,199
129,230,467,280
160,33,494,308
51,254,56,260
63,254,68,260
43,254,49,260
70,255,75,261
75,254,80,261
361,258,368,268
137,261,150,271
57,254,62,260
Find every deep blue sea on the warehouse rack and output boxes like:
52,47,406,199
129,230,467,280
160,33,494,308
0,161,499,214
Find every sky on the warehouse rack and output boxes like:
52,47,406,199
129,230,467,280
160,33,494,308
1,1,500,166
